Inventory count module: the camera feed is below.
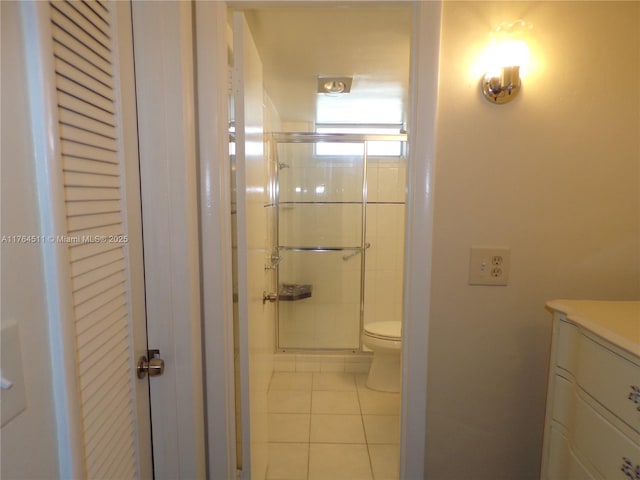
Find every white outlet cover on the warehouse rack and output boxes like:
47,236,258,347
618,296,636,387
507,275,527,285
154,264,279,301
468,246,511,286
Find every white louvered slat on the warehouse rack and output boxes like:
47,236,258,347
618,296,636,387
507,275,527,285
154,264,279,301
59,108,116,138
75,300,126,340
52,1,111,48
50,6,113,64
61,138,119,164
89,419,134,477
83,377,130,441
87,414,134,463
85,0,110,25
109,450,136,480
55,56,114,101
70,247,124,278
60,130,117,157
69,238,123,263
66,1,111,39
83,373,131,430
88,417,135,477
76,304,126,346
72,259,124,291
79,337,128,386
73,284,126,320
88,413,134,474
79,347,129,400
51,23,111,73
82,356,131,404
67,212,122,233
53,42,114,90
72,270,126,305
63,171,120,190
78,314,127,362
60,121,118,151
64,157,121,176
67,223,124,239
92,434,135,480
76,312,127,362
57,90,115,127
65,186,120,202
66,199,121,216
63,171,120,189
56,74,115,113
49,1,142,477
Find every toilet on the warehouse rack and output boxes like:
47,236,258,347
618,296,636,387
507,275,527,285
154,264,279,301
362,321,402,393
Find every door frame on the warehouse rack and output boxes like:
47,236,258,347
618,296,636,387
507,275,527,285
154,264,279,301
130,1,208,478
20,3,85,476
195,1,442,478
194,3,239,477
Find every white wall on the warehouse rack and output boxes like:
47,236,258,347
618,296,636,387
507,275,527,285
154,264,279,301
0,2,59,477
426,2,640,479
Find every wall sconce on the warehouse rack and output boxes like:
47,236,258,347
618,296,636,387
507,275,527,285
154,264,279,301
481,21,531,104
482,64,521,104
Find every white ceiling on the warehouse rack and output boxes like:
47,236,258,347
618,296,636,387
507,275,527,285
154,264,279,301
242,5,412,126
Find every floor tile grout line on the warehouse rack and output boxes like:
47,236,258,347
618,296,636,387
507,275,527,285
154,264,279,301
267,371,399,479
307,376,313,480
355,373,376,480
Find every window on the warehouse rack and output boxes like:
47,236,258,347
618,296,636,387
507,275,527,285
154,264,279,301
315,124,404,157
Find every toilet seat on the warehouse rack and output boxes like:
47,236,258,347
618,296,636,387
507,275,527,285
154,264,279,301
363,321,402,341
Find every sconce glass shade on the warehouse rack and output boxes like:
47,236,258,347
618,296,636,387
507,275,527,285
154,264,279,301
480,38,529,104
482,65,521,104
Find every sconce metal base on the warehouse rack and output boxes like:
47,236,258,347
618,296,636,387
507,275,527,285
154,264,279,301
481,74,521,104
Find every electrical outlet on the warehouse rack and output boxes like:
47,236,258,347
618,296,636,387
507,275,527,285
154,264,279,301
469,246,511,286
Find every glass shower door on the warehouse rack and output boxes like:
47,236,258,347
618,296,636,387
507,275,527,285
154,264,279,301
275,139,365,350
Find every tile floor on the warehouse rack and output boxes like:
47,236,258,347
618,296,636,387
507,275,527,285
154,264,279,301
266,372,400,480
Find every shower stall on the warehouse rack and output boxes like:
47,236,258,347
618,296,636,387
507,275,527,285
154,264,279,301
266,132,407,352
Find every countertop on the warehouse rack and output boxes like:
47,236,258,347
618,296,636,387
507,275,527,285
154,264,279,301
546,299,640,357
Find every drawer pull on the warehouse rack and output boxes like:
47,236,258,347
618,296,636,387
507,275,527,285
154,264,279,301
621,457,640,480
629,385,640,411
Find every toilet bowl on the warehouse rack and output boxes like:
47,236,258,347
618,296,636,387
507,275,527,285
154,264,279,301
362,321,402,393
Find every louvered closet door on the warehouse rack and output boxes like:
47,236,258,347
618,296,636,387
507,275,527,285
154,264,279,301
48,1,152,478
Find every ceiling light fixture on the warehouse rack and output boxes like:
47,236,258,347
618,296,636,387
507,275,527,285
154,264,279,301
317,76,352,95
324,80,345,94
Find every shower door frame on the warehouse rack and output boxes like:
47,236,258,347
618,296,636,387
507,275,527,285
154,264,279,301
271,132,408,353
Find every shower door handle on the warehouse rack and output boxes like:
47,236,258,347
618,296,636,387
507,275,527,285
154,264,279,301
263,291,278,304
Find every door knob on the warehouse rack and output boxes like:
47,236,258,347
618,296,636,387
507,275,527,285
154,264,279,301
137,349,165,379
263,291,278,304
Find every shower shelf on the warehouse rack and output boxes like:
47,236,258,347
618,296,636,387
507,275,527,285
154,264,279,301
279,284,312,301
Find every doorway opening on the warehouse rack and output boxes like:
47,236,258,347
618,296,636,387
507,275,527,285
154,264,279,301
228,4,412,479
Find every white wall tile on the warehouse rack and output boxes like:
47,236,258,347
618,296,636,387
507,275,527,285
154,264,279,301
273,354,296,372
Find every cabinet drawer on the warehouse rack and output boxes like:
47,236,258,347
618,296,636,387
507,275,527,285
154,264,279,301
573,394,640,479
552,374,575,429
557,320,580,373
547,424,596,480
577,335,640,434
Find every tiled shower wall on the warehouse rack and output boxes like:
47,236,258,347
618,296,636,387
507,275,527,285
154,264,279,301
277,142,406,351
364,160,406,331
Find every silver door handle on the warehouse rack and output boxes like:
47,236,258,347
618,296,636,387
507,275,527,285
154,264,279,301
137,349,165,379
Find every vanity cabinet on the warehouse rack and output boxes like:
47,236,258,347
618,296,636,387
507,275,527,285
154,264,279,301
541,300,640,480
